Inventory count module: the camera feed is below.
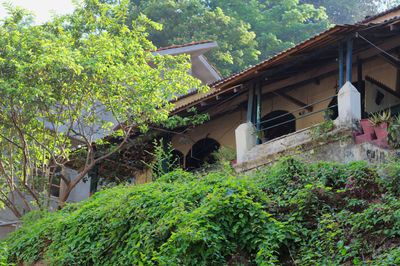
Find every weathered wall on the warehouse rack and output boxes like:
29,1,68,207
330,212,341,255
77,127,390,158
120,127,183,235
0,224,17,239
235,126,400,173
362,57,398,90
365,79,400,113
64,168,90,203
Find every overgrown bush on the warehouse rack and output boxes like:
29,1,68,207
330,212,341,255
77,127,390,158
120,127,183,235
380,158,400,196
6,157,400,265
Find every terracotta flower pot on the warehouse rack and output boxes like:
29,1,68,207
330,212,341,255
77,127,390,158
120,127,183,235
374,122,389,139
371,137,393,149
355,133,375,144
361,119,375,135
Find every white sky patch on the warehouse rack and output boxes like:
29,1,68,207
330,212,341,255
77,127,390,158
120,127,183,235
0,0,76,24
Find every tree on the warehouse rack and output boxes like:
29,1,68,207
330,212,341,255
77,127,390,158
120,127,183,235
123,0,260,77
201,0,331,62
300,0,400,24
100,0,399,76
0,1,205,217
113,0,330,76
299,0,377,24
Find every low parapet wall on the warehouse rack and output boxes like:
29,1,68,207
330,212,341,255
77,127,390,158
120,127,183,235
234,127,400,172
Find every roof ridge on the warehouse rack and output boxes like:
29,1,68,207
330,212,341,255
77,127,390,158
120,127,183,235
361,4,400,23
155,40,215,52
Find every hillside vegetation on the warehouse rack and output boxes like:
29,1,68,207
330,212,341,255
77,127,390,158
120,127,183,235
5,158,400,265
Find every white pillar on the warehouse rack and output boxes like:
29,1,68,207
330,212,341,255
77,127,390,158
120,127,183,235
337,81,361,127
235,122,257,164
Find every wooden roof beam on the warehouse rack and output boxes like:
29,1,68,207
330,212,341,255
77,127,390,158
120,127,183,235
379,52,400,69
356,32,400,69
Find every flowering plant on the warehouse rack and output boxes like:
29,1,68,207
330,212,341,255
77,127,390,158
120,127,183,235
352,130,362,137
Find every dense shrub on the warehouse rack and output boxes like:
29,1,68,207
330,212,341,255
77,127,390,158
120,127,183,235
379,158,400,197
6,158,400,265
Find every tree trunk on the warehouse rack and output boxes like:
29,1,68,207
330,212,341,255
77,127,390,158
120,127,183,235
57,165,92,209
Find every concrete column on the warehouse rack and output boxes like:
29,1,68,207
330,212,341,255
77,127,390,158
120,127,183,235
337,81,361,127
235,122,257,164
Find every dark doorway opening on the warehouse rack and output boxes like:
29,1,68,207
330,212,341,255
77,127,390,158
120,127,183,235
261,110,296,141
325,97,339,120
185,138,220,170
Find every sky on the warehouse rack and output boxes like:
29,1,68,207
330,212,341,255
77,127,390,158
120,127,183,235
0,0,76,24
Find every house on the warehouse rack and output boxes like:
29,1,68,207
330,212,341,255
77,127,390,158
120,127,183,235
38,5,400,206
161,5,400,172
2,6,400,225
62,4,400,204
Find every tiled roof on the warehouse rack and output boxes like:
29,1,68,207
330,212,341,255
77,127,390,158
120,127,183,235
361,4,400,23
170,25,357,111
171,7,400,113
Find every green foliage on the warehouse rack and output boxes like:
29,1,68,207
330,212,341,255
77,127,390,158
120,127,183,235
387,114,400,148
161,107,210,130
310,118,335,141
143,138,181,181
0,0,206,213
211,146,236,167
7,157,400,264
7,170,284,265
205,0,330,64
95,0,394,77
98,0,331,76
0,242,11,266
157,168,195,183
380,157,400,196
300,0,378,24
302,0,400,24
369,109,391,126
123,0,259,76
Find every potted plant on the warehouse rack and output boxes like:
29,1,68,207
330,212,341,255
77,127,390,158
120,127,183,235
370,109,391,139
